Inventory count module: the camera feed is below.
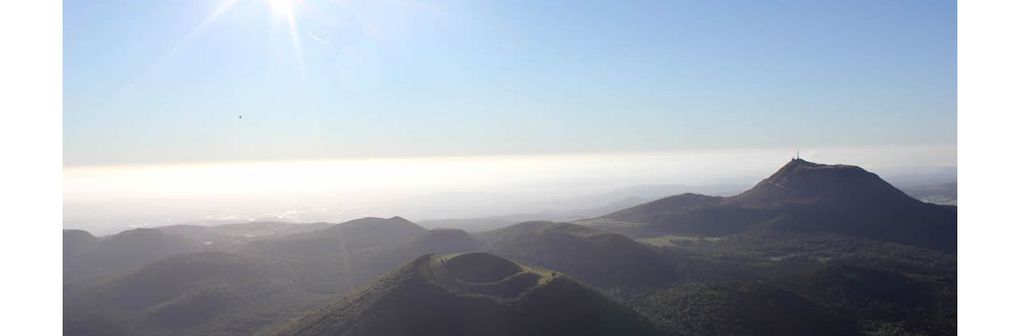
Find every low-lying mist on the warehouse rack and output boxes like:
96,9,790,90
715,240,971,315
64,145,955,235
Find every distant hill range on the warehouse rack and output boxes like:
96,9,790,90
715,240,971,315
270,252,664,336
63,158,957,336
418,184,748,232
479,221,682,288
63,221,333,284
580,159,957,252
900,182,957,205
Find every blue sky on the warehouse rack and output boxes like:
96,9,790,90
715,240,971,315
64,0,956,166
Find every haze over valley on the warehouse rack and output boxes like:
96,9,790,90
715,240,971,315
65,158,957,336
62,1,957,335
65,146,955,235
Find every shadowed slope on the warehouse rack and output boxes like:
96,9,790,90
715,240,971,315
588,159,956,252
64,251,301,336
64,228,204,282
246,217,428,259
480,221,681,288
637,281,856,336
63,224,484,336
241,217,479,294
778,264,956,335
64,229,99,260
90,252,277,310
271,253,664,336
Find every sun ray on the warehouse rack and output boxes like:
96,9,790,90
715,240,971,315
119,0,313,98
281,3,309,83
167,0,243,62
116,0,241,97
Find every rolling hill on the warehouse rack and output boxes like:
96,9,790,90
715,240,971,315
65,219,492,335
64,228,205,283
583,159,957,252
64,229,98,260
270,252,665,336
239,217,481,293
64,251,309,336
479,221,682,289
62,160,958,336
245,217,428,260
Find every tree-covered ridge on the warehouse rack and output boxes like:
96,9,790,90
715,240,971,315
64,159,956,336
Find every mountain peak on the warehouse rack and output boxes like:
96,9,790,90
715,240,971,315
734,159,909,205
337,216,425,232
787,157,819,166
770,158,865,183
588,158,956,252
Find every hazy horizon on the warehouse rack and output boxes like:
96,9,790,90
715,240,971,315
64,0,956,235
65,145,955,235
61,2,962,335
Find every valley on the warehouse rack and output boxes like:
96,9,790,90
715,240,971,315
63,159,957,336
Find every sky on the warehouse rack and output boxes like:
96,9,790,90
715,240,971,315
63,0,956,233
64,0,956,165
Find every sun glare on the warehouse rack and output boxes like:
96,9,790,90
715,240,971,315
267,0,298,16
